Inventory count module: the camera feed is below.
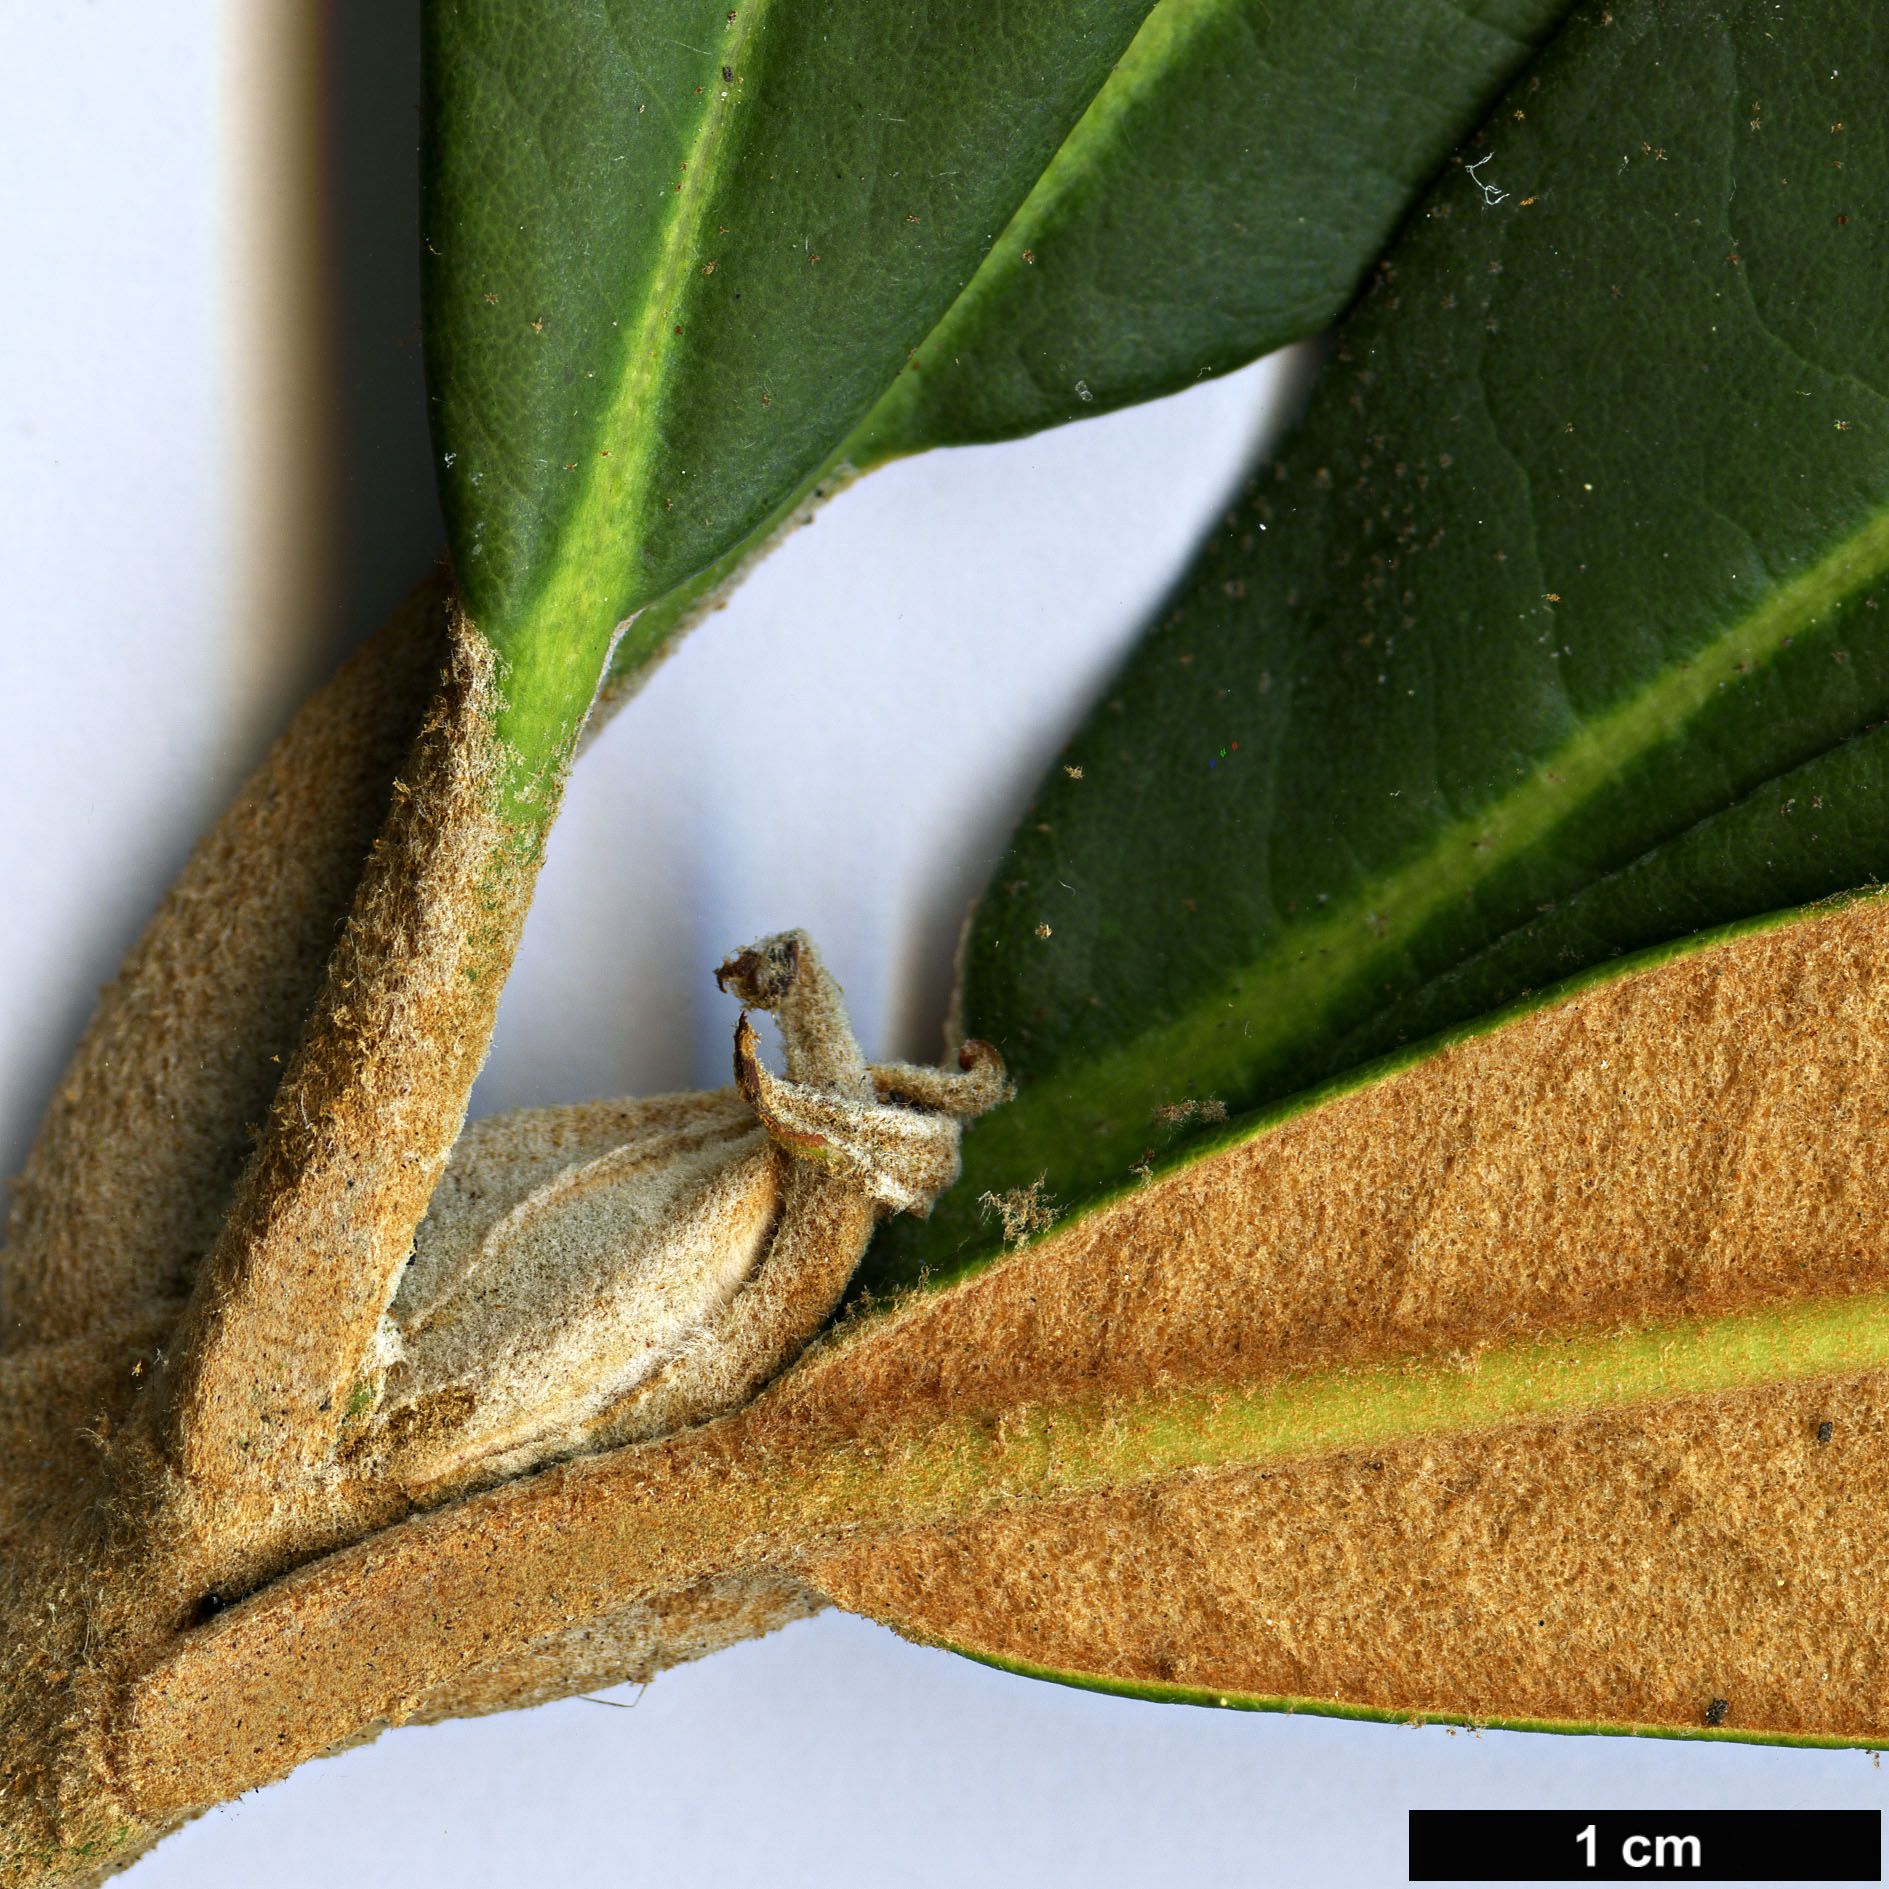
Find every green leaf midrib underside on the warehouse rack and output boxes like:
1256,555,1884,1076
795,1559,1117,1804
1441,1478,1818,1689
850,0,1575,459
464,5,769,777
839,0,1239,463
594,0,1306,700
431,0,1169,762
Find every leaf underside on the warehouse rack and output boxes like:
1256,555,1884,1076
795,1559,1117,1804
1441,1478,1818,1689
803,889,1889,1745
125,894,1889,1774
943,1649,1871,1752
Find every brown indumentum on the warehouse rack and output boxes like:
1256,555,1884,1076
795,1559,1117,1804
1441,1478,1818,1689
0,575,533,1880
111,873,1889,1804
5,578,1889,1881
0,581,1008,1882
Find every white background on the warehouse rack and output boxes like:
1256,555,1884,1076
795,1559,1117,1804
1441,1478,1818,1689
2,6,1883,1884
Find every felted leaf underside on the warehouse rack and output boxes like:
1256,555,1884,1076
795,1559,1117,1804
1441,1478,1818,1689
788,894,1889,1431
0,580,454,1352
114,893,1889,1795
808,1371,1885,1742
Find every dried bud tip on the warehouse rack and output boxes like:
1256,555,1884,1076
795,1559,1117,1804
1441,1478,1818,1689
953,1039,1015,1111
715,931,803,1007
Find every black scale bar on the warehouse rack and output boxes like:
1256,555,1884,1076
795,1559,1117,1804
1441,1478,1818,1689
1410,1810,1880,1882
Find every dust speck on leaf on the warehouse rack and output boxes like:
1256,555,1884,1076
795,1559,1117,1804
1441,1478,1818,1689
978,1176,1060,1248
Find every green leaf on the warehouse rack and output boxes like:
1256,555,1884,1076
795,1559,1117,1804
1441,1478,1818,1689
874,0,1889,1293
846,0,1577,458
422,0,1573,765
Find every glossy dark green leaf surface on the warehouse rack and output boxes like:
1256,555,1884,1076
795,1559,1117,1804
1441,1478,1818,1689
424,0,1149,766
872,0,1889,1294
848,0,1573,459
422,0,1571,758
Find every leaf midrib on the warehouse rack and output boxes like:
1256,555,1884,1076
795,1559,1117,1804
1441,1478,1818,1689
750,1273,1889,1544
1030,499,1889,1122
601,0,1238,697
846,0,1220,460
893,1290,1889,1505
496,6,770,762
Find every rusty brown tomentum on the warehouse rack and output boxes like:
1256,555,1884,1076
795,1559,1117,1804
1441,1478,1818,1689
6,574,1889,1887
